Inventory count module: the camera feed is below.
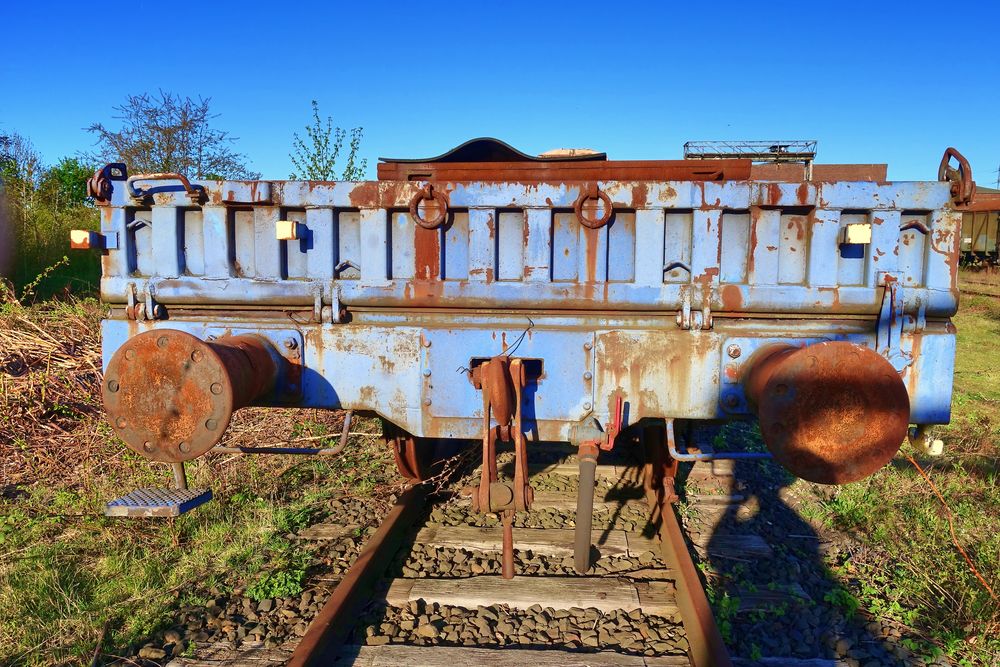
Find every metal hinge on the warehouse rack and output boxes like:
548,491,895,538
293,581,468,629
676,292,713,330
125,283,165,320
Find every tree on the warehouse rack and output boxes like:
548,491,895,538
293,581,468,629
1,131,99,296
0,132,44,215
84,91,259,179
289,100,367,180
39,157,92,210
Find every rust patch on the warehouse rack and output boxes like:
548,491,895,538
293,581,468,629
721,284,743,311
583,226,601,283
748,209,761,276
631,183,648,210
796,182,810,205
413,227,441,280
767,182,783,206
347,181,416,209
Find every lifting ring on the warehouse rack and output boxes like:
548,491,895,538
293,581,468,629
574,184,614,229
408,184,449,229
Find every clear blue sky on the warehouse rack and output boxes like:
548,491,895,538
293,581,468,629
3,1,998,184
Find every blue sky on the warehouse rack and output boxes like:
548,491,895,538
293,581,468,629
3,1,998,183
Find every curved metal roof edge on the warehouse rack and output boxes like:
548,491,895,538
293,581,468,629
378,137,607,164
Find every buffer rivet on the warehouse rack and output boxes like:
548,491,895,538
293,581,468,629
191,349,203,362
179,442,191,453
210,383,224,395
157,336,169,348
115,417,127,428
205,418,218,430
107,379,120,392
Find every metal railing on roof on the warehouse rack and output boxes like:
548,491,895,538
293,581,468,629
684,140,817,163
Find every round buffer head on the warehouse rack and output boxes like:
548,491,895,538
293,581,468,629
103,329,236,463
754,341,910,485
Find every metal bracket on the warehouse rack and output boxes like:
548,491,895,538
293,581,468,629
877,274,912,372
676,292,712,330
124,283,163,320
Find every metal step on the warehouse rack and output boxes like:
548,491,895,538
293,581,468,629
105,487,212,517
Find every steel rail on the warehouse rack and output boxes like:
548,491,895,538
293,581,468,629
657,495,733,667
287,484,428,667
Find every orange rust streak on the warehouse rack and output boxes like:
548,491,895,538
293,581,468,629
413,225,441,281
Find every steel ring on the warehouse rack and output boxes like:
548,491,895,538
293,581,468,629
409,184,449,230
574,186,614,229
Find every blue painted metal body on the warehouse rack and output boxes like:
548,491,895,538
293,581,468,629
96,171,960,444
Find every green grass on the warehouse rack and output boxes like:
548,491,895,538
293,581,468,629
0,326,396,667
804,287,1000,666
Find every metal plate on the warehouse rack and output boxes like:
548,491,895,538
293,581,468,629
105,487,212,517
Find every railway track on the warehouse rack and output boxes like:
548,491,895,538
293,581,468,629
161,438,874,667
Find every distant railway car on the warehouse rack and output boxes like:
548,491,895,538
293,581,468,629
79,139,978,566
961,205,1000,265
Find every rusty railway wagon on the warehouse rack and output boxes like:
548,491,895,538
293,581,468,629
79,139,972,572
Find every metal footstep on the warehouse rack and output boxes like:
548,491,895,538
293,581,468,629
105,487,212,517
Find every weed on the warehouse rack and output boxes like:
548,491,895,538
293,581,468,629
245,568,306,601
823,586,860,616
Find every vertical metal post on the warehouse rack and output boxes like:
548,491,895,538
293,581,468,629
171,462,188,490
574,443,599,573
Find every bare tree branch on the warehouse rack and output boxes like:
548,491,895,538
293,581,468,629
83,91,259,179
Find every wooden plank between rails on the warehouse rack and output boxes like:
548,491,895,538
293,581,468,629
384,575,678,617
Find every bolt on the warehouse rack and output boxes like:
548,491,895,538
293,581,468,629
423,398,432,406
727,344,742,359
584,342,593,351
422,369,432,377
723,394,740,409
423,339,432,348
283,338,298,350
583,402,592,410
206,334,218,341
583,372,592,380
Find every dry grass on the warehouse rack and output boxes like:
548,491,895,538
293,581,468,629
0,289,401,665
0,288,107,488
